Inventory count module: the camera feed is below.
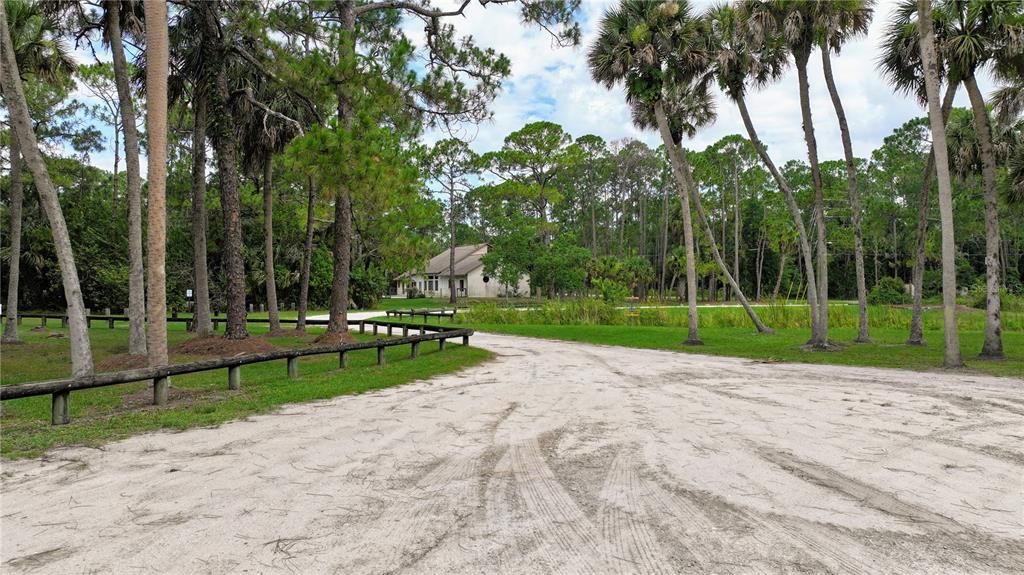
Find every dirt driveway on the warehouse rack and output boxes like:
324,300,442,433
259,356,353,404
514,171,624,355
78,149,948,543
2,333,1022,574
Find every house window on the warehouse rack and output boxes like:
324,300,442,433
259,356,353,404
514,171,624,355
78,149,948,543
427,275,438,292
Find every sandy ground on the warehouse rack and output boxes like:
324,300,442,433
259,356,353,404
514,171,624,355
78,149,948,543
2,333,1022,574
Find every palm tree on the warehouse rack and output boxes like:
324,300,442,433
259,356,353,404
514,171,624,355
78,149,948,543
588,0,706,345
877,0,958,346
917,0,963,368
143,0,169,399
703,1,822,341
817,0,874,343
632,81,773,333
2,0,74,344
742,0,831,348
1,0,94,394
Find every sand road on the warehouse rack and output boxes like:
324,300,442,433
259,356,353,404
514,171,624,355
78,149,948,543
2,333,1022,574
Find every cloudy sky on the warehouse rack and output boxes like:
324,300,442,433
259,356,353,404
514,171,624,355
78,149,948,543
71,0,994,175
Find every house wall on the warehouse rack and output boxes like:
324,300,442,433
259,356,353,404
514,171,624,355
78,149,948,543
466,267,530,298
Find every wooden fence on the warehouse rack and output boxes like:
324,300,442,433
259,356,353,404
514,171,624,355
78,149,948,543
1,316,473,426
384,307,459,321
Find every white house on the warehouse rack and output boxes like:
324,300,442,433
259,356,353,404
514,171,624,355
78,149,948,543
394,244,530,298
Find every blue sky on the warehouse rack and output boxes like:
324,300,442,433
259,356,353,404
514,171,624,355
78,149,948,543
67,0,995,176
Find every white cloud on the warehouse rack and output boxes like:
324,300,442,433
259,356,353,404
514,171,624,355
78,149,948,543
416,0,994,163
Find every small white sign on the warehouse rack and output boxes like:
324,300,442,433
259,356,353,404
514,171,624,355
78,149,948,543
186,289,193,298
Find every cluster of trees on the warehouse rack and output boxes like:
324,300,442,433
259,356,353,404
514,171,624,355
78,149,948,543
574,0,1020,366
1,0,581,392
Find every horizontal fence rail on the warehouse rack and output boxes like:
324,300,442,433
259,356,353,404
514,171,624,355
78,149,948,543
384,308,459,321
1,317,473,426
8,313,468,333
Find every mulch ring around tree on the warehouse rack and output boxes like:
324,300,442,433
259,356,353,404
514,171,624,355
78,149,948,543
96,354,150,371
170,336,279,356
313,331,358,345
120,385,221,411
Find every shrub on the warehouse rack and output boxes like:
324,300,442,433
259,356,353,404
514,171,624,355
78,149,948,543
592,278,631,304
868,276,909,305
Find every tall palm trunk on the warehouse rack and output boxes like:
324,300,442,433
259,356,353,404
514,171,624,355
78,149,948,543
0,2,93,383
263,157,280,332
733,165,740,300
821,45,868,343
908,83,957,346
448,185,457,304
680,150,773,334
296,177,315,331
734,93,821,338
190,88,213,336
918,0,962,368
963,73,1003,359
108,1,147,356
654,101,701,344
2,128,23,344
145,0,169,376
795,52,829,348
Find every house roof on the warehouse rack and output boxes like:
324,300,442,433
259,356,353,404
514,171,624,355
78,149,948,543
421,244,488,276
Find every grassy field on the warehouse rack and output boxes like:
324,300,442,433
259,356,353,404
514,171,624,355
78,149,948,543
0,321,489,459
427,303,1023,379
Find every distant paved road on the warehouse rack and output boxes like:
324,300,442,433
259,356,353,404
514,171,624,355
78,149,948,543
2,333,1022,573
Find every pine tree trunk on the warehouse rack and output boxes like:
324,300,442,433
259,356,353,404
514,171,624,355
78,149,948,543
109,1,147,356
190,88,213,336
0,2,93,378
821,46,868,343
735,94,821,338
296,177,315,331
680,149,773,334
909,83,957,346
654,101,701,344
2,127,23,343
964,74,1003,359
795,53,829,347
773,246,787,301
448,185,457,304
733,165,741,301
918,0,963,368
145,0,169,370
263,158,281,332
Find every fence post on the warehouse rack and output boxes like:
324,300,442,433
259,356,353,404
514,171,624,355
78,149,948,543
51,391,70,425
420,326,425,335
359,321,365,334
287,357,299,379
41,316,47,327
387,324,393,336
377,346,385,365
153,376,169,405
108,318,115,329
339,351,347,368
228,366,240,390
86,317,92,328
462,335,469,345
411,341,419,358
61,316,68,328
439,338,446,351
402,325,408,337
373,323,378,335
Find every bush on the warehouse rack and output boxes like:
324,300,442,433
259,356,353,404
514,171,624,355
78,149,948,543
592,278,631,304
868,276,909,305
349,266,388,310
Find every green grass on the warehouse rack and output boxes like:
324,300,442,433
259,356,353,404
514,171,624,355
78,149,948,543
0,321,489,459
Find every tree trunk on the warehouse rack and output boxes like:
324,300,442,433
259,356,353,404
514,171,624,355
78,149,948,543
448,185,457,304
918,0,963,368
296,177,315,331
773,245,787,301
653,101,701,344
0,2,93,377
735,94,821,339
2,127,23,343
821,46,868,343
660,182,669,297
263,158,281,332
199,1,247,339
964,73,1003,359
111,129,119,221
733,163,741,301
325,0,356,337
109,1,147,356
795,53,829,347
679,149,773,334
145,0,169,369
190,88,213,336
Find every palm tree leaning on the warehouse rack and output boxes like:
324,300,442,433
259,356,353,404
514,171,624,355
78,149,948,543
1,0,74,344
743,0,832,348
144,0,169,402
1,0,94,394
703,2,822,340
816,0,875,343
633,80,774,334
588,0,705,345
916,0,963,368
